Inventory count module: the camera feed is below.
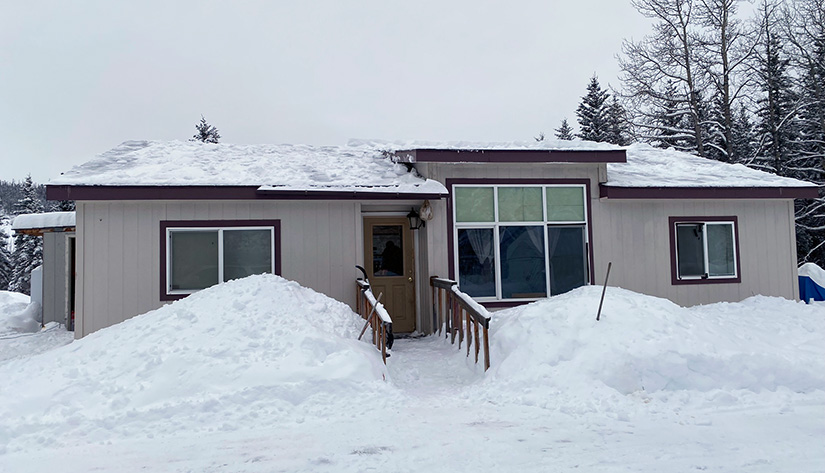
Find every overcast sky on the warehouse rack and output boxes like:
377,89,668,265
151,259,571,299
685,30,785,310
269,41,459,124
1,1,653,183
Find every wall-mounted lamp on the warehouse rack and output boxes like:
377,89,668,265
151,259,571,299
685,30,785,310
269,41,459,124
407,208,425,230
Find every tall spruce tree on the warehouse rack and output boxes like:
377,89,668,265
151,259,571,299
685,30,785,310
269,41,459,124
9,175,43,295
605,97,633,145
555,119,575,140
787,0,825,266
191,115,221,143
752,0,798,176
576,76,611,142
0,219,11,291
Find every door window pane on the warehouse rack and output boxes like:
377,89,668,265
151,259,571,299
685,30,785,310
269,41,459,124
676,224,705,277
373,225,403,277
546,187,585,222
547,226,587,295
455,187,495,222
457,228,496,297
223,229,272,281
498,187,543,222
499,226,547,298
707,223,735,276
170,231,218,290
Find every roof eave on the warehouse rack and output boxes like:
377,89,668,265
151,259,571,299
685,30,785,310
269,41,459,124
46,185,447,201
599,185,820,200
393,148,627,164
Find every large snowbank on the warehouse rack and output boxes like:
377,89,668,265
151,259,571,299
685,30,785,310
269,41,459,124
0,291,38,335
475,286,824,410
0,281,823,471
0,274,393,454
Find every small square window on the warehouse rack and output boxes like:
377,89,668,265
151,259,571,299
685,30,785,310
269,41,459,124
671,217,739,284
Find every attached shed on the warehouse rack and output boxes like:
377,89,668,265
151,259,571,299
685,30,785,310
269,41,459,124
11,211,77,329
46,139,817,338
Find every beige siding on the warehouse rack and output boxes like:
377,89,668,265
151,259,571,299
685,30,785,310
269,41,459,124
418,162,799,308
590,199,798,306
75,200,361,337
41,232,69,325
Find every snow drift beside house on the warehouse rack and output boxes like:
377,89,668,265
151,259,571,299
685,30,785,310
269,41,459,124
0,291,38,335
0,274,393,453
475,286,824,410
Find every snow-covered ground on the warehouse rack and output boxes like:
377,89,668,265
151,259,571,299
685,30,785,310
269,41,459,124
0,276,822,472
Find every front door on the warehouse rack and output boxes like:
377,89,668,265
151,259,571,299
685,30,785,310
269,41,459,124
364,217,416,333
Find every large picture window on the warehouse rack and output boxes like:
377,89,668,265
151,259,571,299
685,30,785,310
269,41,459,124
453,183,590,302
160,220,280,300
670,216,739,284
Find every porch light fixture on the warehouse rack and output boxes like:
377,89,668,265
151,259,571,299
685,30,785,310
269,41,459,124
407,208,425,230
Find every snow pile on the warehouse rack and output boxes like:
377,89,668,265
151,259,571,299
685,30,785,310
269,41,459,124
475,286,824,410
0,275,394,453
0,291,39,335
799,262,825,287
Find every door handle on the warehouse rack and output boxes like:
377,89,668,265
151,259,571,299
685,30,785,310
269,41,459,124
408,276,413,282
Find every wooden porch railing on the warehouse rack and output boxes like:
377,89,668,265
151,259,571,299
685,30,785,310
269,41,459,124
355,279,393,364
430,277,492,371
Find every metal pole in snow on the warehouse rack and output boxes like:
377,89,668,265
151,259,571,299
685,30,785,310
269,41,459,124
596,262,612,322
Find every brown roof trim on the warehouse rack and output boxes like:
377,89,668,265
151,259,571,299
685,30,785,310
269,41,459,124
14,227,76,236
47,185,446,201
394,148,626,164
600,185,819,199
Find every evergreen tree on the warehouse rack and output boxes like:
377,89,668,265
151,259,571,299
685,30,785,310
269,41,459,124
788,0,825,266
9,175,43,295
731,104,757,165
605,97,633,145
191,115,221,143
646,80,696,150
54,200,75,212
752,0,799,175
0,219,11,291
554,119,575,140
576,76,610,142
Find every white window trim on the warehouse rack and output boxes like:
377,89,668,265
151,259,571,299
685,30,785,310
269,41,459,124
453,184,590,302
166,226,276,295
674,221,738,280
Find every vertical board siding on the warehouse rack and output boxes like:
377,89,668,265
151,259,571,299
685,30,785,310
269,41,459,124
592,199,797,306
41,232,67,325
76,200,361,336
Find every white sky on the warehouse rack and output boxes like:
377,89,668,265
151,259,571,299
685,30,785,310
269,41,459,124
1,1,652,183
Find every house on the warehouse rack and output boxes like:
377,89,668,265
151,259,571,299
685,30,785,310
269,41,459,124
46,139,817,338
11,211,77,329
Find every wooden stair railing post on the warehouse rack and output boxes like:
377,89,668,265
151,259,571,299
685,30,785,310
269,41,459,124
473,318,480,363
483,324,490,371
466,307,472,356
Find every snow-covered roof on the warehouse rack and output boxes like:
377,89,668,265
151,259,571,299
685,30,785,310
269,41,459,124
607,143,814,188
12,212,76,231
49,140,447,195
49,139,815,193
